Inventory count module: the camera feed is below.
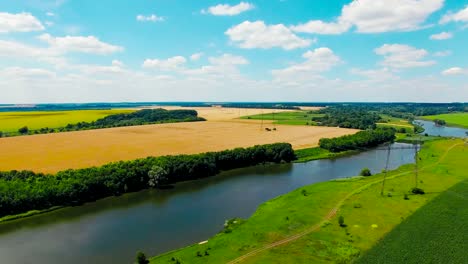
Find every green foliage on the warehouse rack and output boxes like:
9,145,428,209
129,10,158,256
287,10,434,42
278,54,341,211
241,111,324,126
0,143,295,218
136,251,149,264
433,119,446,126
61,109,205,132
18,126,29,134
338,215,345,227
357,181,468,264
421,113,468,129
319,128,396,152
411,187,425,195
359,168,372,177
314,106,380,129
148,166,168,187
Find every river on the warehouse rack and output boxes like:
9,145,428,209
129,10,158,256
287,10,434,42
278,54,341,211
416,119,467,138
0,143,416,264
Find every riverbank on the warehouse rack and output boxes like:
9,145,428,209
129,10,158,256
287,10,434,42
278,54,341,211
150,138,467,263
419,113,468,129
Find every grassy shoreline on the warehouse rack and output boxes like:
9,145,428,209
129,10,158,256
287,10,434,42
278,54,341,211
419,113,468,129
150,139,467,263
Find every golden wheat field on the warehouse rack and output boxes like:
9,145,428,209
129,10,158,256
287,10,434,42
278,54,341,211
0,107,356,173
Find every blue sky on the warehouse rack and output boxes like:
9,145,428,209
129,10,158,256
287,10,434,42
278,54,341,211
0,0,467,103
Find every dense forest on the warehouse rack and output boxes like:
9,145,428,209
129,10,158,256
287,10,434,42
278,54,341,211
0,143,295,218
319,128,396,152
312,107,381,129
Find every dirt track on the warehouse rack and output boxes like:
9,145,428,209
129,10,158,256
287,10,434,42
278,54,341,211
0,107,356,173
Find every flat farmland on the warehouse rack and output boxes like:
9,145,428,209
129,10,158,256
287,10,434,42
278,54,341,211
0,109,134,132
0,108,357,173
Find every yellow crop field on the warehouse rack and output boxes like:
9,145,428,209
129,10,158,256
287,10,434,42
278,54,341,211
0,109,134,133
0,107,358,173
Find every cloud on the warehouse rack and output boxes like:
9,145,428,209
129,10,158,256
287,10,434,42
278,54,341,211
142,56,187,70
0,67,56,79
433,50,452,57
190,52,203,61
291,20,351,35
0,12,45,33
272,47,341,82
46,12,55,17
442,67,468,76
136,14,164,22
225,21,312,50
202,2,254,16
440,5,468,24
38,33,123,55
430,31,453,40
291,0,443,34
350,67,399,81
375,44,435,69
208,53,249,65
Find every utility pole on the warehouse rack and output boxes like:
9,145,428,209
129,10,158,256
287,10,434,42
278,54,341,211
414,141,419,188
381,144,391,196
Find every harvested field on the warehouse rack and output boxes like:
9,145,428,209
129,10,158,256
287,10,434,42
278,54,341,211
0,108,357,173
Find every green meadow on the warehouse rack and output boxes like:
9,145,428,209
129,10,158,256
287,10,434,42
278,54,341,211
151,139,467,263
0,109,134,133
241,111,325,126
421,112,468,128
356,180,468,264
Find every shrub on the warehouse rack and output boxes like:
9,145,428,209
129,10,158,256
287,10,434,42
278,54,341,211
404,194,410,200
360,168,372,177
135,251,149,264
411,187,425,195
338,215,346,227
353,203,362,208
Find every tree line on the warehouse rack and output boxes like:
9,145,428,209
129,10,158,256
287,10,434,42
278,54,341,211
312,107,381,130
2,109,206,137
0,143,295,218
319,127,396,152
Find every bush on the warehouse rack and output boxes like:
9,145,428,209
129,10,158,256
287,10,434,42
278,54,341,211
404,194,410,200
411,187,425,195
135,251,149,264
360,168,372,177
338,215,346,227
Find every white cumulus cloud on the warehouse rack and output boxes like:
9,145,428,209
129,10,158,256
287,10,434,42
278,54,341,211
430,31,453,40
440,5,468,24
0,12,44,33
375,44,435,69
190,52,203,61
38,33,123,55
142,56,187,70
202,2,254,16
292,0,443,34
225,21,312,50
442,67,468,76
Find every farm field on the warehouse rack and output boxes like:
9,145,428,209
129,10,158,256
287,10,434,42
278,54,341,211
420,112,468,128
0,107,357,173
0,109,134,133
376,114,414,133
356,180,468,264
240,111,325,126
151,139,468,263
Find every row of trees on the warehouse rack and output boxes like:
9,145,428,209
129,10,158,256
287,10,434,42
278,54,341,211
319,128,396,152
0,143,295,218
3,109,206,137
313,107,381,130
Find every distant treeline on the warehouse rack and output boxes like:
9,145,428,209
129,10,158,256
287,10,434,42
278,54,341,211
3,109,205,137
0,143,295,218
313,107,381,130
319,128,396,152
181,103,301,110
62,109,205,131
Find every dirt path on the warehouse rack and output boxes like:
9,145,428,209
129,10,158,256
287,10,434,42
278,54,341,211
227,141,463,264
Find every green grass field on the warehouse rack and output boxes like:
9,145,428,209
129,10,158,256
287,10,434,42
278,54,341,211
150,139,467,263
241,111,324,126
356,180,468,264
377,114,414,133
0,109,134,133
421,112,468,128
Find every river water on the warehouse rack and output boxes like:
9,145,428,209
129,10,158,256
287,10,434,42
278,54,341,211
0,143,416,264
416,119,467,138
